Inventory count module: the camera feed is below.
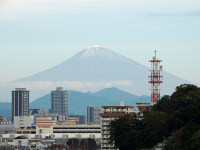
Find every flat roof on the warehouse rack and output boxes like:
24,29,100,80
102,106,134,108
136,103,150,104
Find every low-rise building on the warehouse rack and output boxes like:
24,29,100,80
70,115,86,124
36,116,56,134
13,136,29,147
14,116,33,129
53,124,101,134
136,103,151,113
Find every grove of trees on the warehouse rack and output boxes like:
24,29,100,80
109,84,200,150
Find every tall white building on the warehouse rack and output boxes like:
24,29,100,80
100,102,135,150
51,87,68,121
87,105,101,125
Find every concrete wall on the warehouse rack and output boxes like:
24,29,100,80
14,116,33,128
36,125,53,134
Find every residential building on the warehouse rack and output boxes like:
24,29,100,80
87,105,101,125
100,102,135,150
136,103,151,112
12,88,29,122
70,115,86,124
51,87,68,121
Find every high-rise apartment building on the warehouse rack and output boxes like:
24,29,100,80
12,88,29,122
87,105,101,125
51,87,68,121
100,102,135,150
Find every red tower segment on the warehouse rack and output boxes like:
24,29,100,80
149,51,163,104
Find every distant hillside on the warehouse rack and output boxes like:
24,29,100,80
93,87,150,105
30,87,150,116
1,87,150,121
0,102,11,121
30,94,51,109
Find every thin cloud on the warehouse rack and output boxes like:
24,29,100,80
1,0,200,21
0,80,132,91
141,11,200,17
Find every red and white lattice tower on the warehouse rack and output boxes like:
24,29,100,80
149,50,163,104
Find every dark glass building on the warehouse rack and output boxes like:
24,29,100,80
12,88,29,122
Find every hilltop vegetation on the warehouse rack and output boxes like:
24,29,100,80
109,84,200,150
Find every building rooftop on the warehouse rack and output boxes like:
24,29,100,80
100,113,135,117
102,106,134,108
14,88,27,91
0,125,16,133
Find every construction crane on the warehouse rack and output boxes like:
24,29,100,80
41,98,51,116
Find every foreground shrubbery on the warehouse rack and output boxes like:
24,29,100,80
109,84,200,150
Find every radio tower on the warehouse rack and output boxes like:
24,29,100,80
149,50,163,104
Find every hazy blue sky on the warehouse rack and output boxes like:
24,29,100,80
0,0,200,86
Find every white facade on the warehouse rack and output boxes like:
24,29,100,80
14,116,33,129
36,125,53,134
100,105,134,150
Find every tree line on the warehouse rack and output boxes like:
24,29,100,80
109,84,200,150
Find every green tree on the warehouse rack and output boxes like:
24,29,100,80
109,84,200,150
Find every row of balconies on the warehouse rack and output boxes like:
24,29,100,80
101,143,115,148
101,127,109,130
102,122,110,125
101,134,109,138
102,131,109,134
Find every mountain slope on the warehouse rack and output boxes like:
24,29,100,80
0,102,11,121
93,87,150,103
16,46,147,82
15,45,188,95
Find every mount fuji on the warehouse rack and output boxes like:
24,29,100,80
16,45,188,95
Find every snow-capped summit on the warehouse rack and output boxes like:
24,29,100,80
74,45,125,61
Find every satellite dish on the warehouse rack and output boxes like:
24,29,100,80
160,65,163,70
